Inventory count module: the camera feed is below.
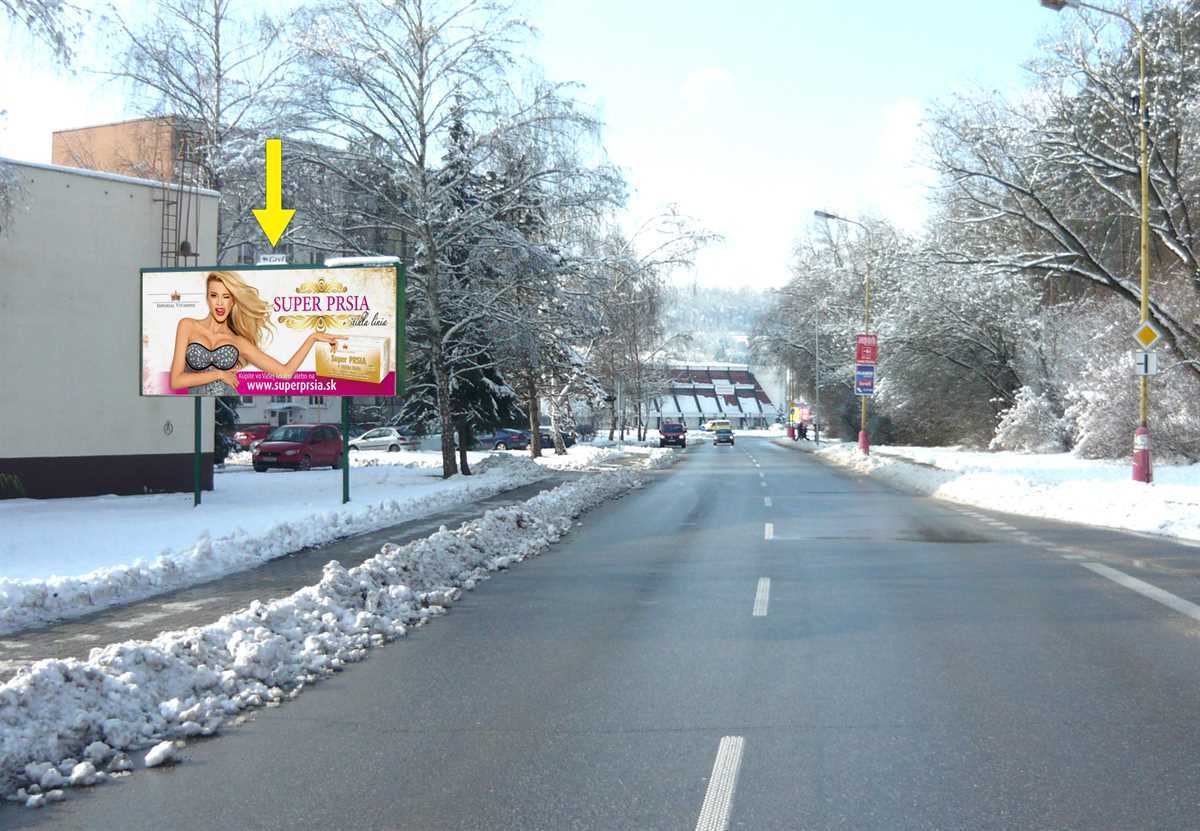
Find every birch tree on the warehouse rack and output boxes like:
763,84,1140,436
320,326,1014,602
103,0,293,257
295,0,619,476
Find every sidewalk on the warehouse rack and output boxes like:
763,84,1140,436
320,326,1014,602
0,474,575,684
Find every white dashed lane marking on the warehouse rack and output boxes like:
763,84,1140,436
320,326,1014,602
763,497,772,507
695,736,745,831
764,523,774,541
753,578,771,616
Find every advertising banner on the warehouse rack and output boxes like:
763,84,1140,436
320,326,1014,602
855,333,878,364
141,265,401,397
854,363,876,396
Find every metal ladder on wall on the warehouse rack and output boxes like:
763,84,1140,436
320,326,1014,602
158,125,203,267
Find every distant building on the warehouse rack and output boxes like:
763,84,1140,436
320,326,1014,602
651,362,779,429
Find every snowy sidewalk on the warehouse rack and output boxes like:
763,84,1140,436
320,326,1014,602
771,437,1200,542
0,475,571,685
0,445,649,635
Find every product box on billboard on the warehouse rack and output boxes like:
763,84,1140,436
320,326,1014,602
141,265,402,397
315,336,391,385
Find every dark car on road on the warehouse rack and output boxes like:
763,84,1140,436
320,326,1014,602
253,424,343,471
659,422,687,448
714,428,735,446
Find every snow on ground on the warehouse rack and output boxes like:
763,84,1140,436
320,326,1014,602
0,444,680,635
0,457,547,635
804,441,1200,542
0,465,653,805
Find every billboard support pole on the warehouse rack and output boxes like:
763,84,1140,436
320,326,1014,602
341,397,350,504
193,397,202,507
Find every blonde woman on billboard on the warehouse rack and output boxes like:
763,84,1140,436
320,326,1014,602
169,271,342,395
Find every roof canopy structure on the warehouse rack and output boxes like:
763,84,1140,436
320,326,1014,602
652,363,778,426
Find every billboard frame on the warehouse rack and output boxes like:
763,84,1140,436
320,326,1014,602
139,260,407,506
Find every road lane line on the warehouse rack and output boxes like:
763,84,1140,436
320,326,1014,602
759,481,766,488
764,523,774,540
752,578,770,616
695,736,745,831
1061,554,1087,560
764,497,772,507
1081,562,1200,623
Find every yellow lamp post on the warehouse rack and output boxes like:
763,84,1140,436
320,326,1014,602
814,209,874,454
1040,0,1153,482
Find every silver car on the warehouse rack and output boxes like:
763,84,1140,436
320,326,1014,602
349,427,416,452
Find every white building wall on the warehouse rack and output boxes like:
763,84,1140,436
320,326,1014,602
0,158,219,497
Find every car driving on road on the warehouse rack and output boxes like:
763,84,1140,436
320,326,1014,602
659,422,687,448
713,427,735,446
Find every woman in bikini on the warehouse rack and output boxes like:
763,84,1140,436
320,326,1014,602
169,271,341,395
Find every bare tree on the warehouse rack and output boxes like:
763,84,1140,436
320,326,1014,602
103,0,294,257
294,0,618,476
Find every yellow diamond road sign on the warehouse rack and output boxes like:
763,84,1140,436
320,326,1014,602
1133,321,1162,349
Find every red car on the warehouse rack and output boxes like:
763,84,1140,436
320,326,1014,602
659,422,687,448
232,424,272,449
253,424,343,471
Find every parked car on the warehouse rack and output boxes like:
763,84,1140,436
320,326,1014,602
253,424,343,471
704,419,732,433
232,423,272,449
349,427,417,452
535,429,576,449
714,428,735,446
659,422,687,448
480,428,531,451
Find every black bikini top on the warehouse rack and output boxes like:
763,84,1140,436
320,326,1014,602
185,342,240,371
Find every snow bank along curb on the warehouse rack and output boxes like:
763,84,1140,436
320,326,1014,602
0,455,551,636
805,442,1200,543
0,466,647,805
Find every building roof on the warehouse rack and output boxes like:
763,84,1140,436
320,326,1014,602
0,156,220,197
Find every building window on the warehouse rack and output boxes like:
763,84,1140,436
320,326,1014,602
309,396,326,406
241,396,254,405
271,395,289,403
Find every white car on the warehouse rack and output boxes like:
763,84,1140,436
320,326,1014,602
349,427,417,452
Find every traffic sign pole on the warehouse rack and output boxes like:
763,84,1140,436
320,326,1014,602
1130,322,1160,483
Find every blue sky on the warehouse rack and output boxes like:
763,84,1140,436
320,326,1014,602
1,1,1064,288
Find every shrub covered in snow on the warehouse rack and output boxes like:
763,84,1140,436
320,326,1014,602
990,386,1067,453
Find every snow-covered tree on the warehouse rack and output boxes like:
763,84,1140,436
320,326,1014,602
102,0,294,258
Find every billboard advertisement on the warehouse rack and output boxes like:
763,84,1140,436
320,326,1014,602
141,265,401,397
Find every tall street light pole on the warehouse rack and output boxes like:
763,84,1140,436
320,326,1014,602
1040,0,1154,483
815,209,873,455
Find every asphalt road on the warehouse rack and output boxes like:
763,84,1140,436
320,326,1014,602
10,437,1200,830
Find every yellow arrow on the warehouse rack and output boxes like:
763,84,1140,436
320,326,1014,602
252,138,295,247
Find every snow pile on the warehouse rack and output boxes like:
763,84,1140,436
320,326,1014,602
0,468,640,802
811,443,1200,541
0,459,551,635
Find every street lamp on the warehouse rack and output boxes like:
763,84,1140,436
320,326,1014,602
1040,0,1154,483
814,209,874,455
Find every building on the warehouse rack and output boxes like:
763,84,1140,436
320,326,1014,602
650,362,779,429
0,158,220,498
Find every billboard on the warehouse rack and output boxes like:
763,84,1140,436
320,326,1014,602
141,265,401,397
